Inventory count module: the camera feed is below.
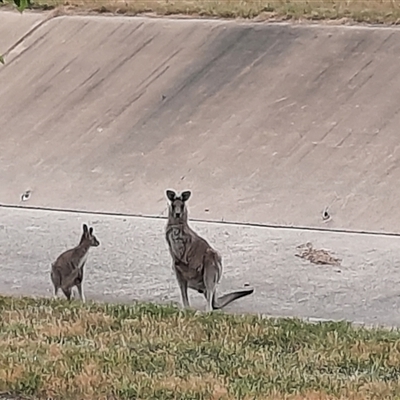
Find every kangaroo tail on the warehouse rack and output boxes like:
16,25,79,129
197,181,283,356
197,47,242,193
212,288,254,310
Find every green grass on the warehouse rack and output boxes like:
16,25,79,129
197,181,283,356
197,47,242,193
1,295,400,399
2,0,400,24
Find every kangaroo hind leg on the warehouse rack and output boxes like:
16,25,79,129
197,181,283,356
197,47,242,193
76,282,85,303
61,287,72,301
175,269,190,309
50,269,61,299
203,263,218,312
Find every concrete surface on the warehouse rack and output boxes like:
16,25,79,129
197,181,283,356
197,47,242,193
1,206,400,327
2,10,400,327
0,10,44,51
1,11,400,234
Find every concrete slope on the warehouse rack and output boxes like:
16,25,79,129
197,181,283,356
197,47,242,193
1,12,400,233
0,10,44,55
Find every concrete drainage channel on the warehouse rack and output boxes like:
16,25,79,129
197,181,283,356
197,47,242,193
1,10,400,327
1,205,400,327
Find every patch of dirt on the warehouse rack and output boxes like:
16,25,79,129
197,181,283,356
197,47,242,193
295,242,341,266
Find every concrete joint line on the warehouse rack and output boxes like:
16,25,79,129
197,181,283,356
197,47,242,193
1,203,400,239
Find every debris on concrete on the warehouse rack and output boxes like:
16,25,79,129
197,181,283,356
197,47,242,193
295,242,341,266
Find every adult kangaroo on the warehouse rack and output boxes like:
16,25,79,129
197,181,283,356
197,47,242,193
165,189,254,312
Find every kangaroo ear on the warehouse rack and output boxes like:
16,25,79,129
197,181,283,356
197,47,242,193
89,227,93,235
83,224,88,234
181,191,191,202
166,190,176,202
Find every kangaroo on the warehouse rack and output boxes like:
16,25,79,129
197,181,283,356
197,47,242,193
165,189,254,312
50,223,100,302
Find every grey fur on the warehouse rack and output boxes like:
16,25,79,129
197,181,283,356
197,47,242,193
50,223,100,302
165,189,254,312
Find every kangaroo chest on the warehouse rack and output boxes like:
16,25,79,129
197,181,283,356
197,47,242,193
77,252,89,270
166,225,187,263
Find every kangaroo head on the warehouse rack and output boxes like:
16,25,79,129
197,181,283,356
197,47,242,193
80,224,100,247
166,189,191,221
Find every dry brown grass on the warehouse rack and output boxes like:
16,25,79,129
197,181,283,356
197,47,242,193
1,296,400,399
2,0,400,24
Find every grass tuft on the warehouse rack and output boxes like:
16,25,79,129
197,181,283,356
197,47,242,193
1,295,400,399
